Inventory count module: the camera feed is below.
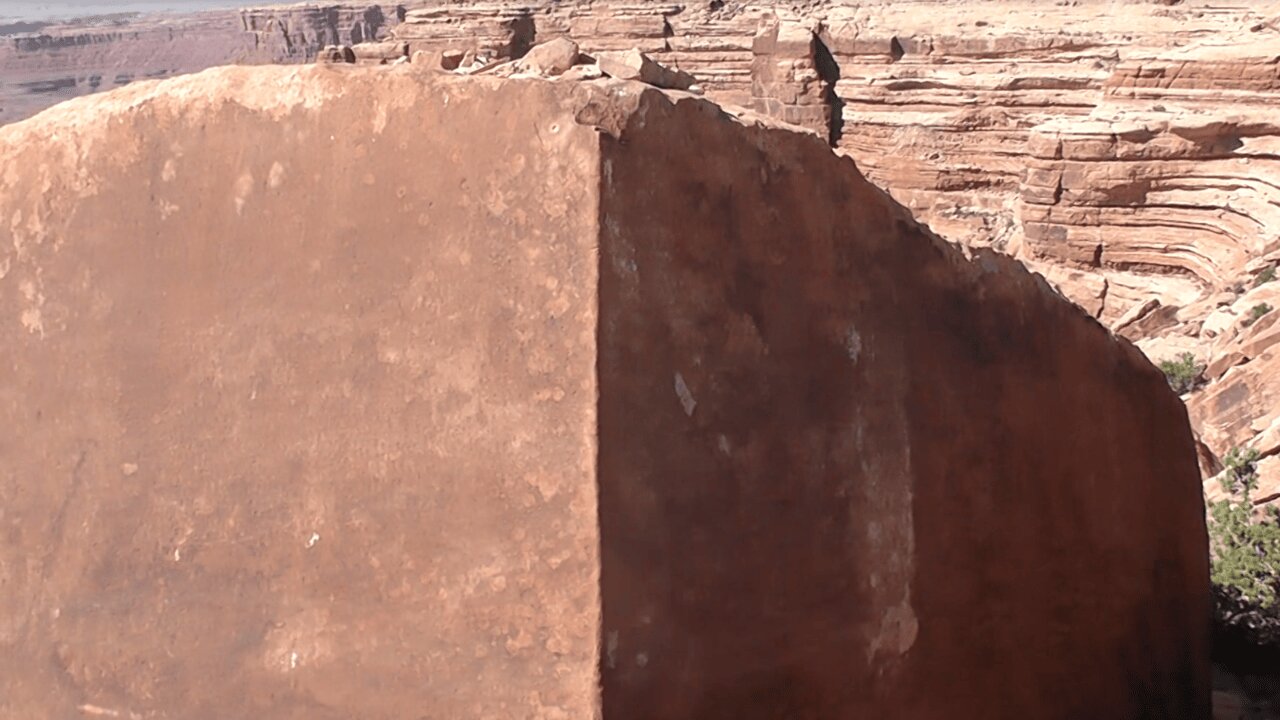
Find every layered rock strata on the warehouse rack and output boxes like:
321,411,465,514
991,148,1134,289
0,3,405,124
0,10,260,123
381,0,1280,510
0,65,1209,718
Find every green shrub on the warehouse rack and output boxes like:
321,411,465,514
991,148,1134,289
1158,352,1203,394
1209,447,1280,614
1244,303,1274,327
1255,266,1277,287
1220,447,1263,494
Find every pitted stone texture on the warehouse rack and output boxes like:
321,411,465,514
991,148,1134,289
0,67,1208,720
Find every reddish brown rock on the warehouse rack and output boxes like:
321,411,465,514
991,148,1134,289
0,65,1208,719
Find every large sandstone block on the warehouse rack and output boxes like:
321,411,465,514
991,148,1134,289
0,65,1209,719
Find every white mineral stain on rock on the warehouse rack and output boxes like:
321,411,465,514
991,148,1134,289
18,278,45,336
263,607,335,674
846,367,918,667
845,325,863,362
526,471,561,501
605,630,619,669
77,703,140,719
268,161,287,189
674,372,696,416
19,308,43,336
868,601,920,662
233,171,254,215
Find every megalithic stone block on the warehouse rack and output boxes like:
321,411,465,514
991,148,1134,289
0,65,1210,720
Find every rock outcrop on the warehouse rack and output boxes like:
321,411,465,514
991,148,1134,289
0,63,1208,719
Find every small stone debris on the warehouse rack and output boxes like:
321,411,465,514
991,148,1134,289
332,35,699,93
511,37,580,76
317,44,356,64
594,48,696,90
440,49,467,70
559,63,604,82
352,41,410,64
317,41,408,65
463,40,699,90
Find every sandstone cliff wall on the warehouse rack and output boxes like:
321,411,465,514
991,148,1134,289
0,4,404,124
0,66,605,719
0,65,1209,718
378,0,1280,508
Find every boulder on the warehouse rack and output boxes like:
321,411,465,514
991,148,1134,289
514,37,580,76
350,41,409,64
440,49,466,70
595,48,696,90
0,66,1209,720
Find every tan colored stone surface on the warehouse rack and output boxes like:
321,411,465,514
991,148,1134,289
0,64,1208,718
0,66,604,720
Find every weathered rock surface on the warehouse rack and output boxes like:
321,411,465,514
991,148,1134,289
0,64,1208,719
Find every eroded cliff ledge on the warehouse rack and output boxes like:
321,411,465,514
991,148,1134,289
0,64,1208,718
